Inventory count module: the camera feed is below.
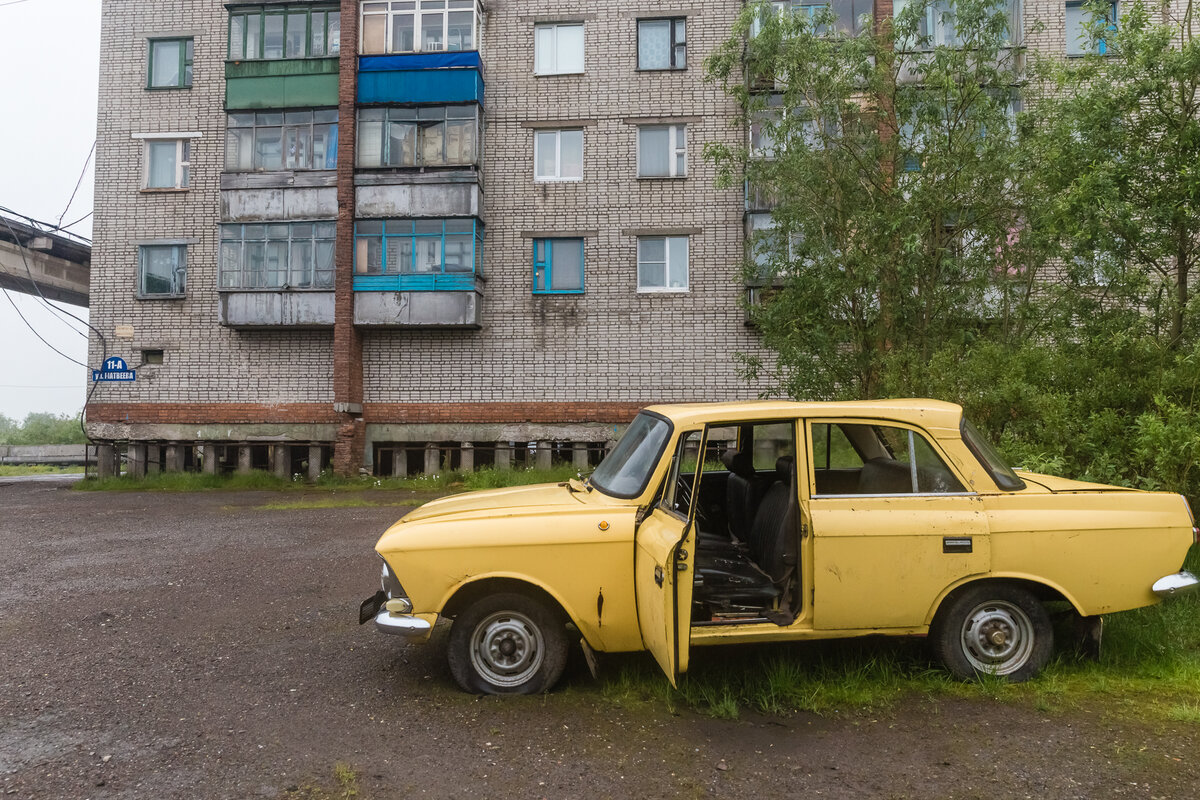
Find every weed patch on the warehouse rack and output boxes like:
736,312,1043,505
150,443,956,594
283,762,360,800
0,465,84,476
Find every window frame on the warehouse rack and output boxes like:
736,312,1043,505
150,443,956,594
147,37,193,89
636,235,690,293
807,419,974,498
532,238,585,295
228,5,341,61
359,0,481,55
352,218,483,291
355,105,481,169
1065,0,1117,56
138,244,188,298
225,109,340,173
637,124,688,179
219,221,336,291
636,17,687,71
143,138,192,191
534,22,585,75
533,128,584,182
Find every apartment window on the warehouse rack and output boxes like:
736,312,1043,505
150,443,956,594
357,106,479,168
144,140,191,190
1066,1,1117,55
533,239,584,294
534,129,583,181
752,1,874,36
638,18,686,70
534,23,584,75
360,0,480,54
225,110,338,171
219,222,336,290
139,245,187,297
148,38,193,88
894,0,1019,48
637,236,689,292
354,219,482,283
229,6,340,60
638,125,687,178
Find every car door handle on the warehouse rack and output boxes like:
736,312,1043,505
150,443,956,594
654,565,664,587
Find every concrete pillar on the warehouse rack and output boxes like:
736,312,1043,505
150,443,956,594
273,444,291,479
201,444,219,475
237,445,252,474
392,447,405,478
96,445,117,479
572,442,589,471
147,445,161,475
164,444,184,473
459,442,474,473
307,445,323,482
494,442,511,471
536,440,553,470
127,444,147,479
424,443,441,475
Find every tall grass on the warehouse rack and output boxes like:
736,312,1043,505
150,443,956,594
603,545,1200,721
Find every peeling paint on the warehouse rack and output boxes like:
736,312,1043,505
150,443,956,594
596,588,604,627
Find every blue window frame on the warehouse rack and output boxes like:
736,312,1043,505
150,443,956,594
532,238,584,294
353,218,482,291
1066,1,1117,56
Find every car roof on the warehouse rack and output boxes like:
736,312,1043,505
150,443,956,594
641,398,966,433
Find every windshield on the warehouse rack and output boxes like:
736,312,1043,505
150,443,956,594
589,412,673,499
960,418,1025,491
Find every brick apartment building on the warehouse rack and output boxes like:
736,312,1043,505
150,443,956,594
86,0,1139,477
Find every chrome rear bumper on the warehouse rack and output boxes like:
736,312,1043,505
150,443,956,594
1152,570,1200,598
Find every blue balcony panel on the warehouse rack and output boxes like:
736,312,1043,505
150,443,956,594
359,52,483,72
358,59,484,105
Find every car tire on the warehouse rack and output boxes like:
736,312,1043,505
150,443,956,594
447,592,569,695
931,583,1053,682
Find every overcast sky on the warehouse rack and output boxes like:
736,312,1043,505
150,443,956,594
0,0,99,421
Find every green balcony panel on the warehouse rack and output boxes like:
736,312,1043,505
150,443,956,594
226,58,339,110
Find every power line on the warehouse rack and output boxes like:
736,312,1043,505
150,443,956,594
1,288,87,368
0,0,37,8
57,140,96,230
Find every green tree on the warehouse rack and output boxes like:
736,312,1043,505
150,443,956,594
1030,0,1200,347
2,412,87,445
705,0,1054,400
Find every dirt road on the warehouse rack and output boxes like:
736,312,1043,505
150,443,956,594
1,479,1196,799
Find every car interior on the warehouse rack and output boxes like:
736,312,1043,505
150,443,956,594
675,420,964,627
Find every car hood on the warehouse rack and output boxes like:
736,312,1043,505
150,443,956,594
397,482,588,524
1016,471,1139,493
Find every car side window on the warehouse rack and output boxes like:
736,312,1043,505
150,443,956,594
660,429,703,519
811,422,963,495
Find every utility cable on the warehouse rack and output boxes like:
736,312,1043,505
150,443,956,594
57,140,96,230
0,214,107,441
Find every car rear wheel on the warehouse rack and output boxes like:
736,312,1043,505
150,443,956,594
448,592,569,694
931,583,1053,682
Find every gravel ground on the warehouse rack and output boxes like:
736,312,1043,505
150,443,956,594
1,478,1197,799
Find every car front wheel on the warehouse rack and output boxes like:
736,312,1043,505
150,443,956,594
931,583,1053,682
447,592,569,694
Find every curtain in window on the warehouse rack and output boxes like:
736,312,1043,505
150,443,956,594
148,141,177,188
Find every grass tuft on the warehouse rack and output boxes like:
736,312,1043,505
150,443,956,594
600,546,1200,723
0,465,85,476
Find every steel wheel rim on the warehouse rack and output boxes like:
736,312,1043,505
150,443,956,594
469,610,545,688
960,600,1035,676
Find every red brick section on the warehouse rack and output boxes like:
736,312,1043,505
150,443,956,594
333,0,365,475
87,402,649,427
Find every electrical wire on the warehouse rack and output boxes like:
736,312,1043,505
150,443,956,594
57,140,96,230
0,0,37,8
0,213,106,441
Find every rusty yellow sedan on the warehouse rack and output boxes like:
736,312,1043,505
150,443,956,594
359,400,1198,694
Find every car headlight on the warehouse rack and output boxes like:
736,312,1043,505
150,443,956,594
379,557,407,600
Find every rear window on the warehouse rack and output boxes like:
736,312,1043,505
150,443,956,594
961,418,1025,491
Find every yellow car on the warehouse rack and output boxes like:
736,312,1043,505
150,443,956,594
359,400,1199,694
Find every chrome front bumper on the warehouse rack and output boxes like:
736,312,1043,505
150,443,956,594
1152,570,1200,598
374,608,434,637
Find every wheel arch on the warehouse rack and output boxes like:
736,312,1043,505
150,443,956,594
926,574,1083,627
441,574,578,631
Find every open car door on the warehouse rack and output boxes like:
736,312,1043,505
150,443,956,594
634,428,703,686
